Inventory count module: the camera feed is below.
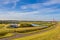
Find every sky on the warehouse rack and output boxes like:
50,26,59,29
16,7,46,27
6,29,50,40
0,0,60,21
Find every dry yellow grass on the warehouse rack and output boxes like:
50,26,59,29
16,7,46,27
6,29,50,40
13,22,60,40
0,22,56,39
0,33,14,39
0,24,44,39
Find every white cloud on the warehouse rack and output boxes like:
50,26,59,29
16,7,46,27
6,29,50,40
0,7,59,21
0,8,60,21
21,3,43,10
0,0,20,8
0,11,39,20
0,0,60,21
20,0,60,10
0,0,19,4
43,0,60,6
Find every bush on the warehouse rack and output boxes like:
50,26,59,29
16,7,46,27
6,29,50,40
0,30,8,36
0,24,5,28
20,23,33,27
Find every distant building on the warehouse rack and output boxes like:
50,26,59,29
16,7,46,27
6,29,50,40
9,24,19,28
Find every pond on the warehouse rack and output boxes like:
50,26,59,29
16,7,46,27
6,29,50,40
31,24,40,26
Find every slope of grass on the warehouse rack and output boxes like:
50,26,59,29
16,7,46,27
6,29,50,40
13,23,60,40
0,24,5,28
0,27,44,38
0,33,14,39
0,22,55,39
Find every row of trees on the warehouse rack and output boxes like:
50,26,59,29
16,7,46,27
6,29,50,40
0,20,19,24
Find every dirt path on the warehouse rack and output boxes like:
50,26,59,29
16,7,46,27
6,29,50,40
0,25,56,40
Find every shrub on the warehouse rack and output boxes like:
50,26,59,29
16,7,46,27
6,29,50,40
0,24,5,28
20,23,33,27
0,30,8,36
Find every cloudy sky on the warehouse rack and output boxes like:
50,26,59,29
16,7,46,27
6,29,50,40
0,0,60,21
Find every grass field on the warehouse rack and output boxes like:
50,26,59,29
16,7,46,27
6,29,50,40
0,27,44,38
0,21,56,39
13,22,59,40
0,33,14,39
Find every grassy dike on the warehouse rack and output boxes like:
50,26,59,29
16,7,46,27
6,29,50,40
12,23,58,40
0,27,47,39
0,33,14,39
0,22,55,39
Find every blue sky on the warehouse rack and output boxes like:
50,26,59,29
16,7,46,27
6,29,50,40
0,0,60,21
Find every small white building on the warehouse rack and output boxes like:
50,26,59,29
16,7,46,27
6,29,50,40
9,24,19,28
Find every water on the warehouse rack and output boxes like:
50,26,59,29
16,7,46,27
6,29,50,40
31,24,40,26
